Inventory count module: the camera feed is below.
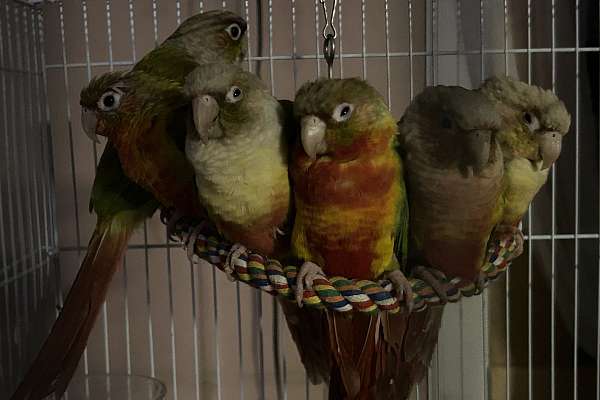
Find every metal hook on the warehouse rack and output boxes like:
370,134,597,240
323,34,336,79
319,0,338,78
319,0,337,39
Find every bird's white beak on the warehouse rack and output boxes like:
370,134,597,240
300,115,327,160
81,108,100,143
536,131,562,170
192,95,221,144
464,129,492,172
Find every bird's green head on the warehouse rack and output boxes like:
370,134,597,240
293,78,395,161
481,75,571,170
398,85,502,175
79,70,184,143
184,63,276,143
79,71,128,142
166,10,248,65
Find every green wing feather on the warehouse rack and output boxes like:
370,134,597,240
90,142,159,224
393,137,410,269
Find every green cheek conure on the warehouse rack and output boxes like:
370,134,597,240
184,63,293,275
284,77,431,400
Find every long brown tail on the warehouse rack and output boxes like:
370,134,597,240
326,306,444,400
11,219,132,400
376,305,444,400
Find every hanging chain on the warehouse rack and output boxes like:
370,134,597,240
319,0,338,78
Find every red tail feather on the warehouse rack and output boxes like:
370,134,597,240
11,220,132,400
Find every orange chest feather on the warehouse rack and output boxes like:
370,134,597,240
292,150,402,279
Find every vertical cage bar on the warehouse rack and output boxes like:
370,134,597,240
455,2,466,399
479,2,489,399
122,257,132,375
550,1,557,399
314,0,320,77
337,0,343,78
526,1,533,399
360,0,366,78
7,0,29,374
266,1,286,398
383,0,391,109
247,4,265,398
18,4,39,316
573,1,580,399
37,3,61,344
0,0,16,385
597,1,600,397
166,240,179,400
407,0,413,99
31,5,50,295
101,0,115,378
24,4,43,312
121,0,137,381
502,1,510,399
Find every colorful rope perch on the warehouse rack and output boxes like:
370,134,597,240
166,211,519,314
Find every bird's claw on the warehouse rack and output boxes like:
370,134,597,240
474,271,488,295
223,243,246,282
165,210,186,241
491,224,524,262
295,261,326,307
184,222,206,263
412,265,450,304
382,269,414,312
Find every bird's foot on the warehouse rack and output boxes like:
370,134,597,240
491,224,524,261
184,222,206,263
223,243,246,282
164,209,186,241
474,271,488,295
411,265,450,304
381,269,414,312
294,261,326,307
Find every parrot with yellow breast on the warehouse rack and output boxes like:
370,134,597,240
184,63,293,270
479,76,570,254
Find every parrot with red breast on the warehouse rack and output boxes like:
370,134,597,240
283,77,443,400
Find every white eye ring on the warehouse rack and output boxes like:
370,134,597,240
226,23,242,40
522,111,540,132
97,89,122,112
332,103,354,122
226,86,243,103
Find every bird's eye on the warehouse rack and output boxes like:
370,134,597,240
226,23,242,40
97,90,121,112
522,111,540,132
441,115,452,129
332,103,354,122
226,85,243,103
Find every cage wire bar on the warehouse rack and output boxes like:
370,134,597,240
1,0,599,399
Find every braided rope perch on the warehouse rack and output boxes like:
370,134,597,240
165,211,519,314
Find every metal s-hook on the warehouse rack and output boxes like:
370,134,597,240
319,0,338,78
